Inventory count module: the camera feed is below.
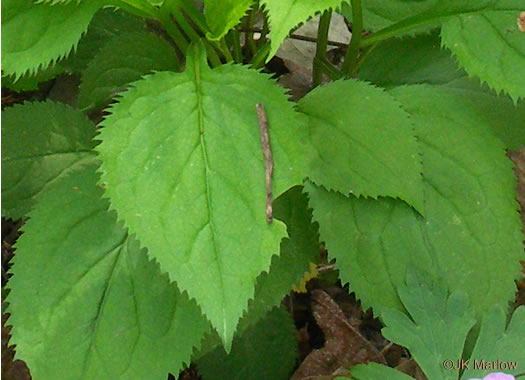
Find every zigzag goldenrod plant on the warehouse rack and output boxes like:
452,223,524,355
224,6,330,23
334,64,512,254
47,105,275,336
2,0,525,379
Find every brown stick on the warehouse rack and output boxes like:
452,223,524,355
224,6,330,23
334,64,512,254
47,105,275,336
256,103,273,223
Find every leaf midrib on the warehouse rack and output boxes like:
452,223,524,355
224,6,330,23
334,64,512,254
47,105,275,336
192,54,228,339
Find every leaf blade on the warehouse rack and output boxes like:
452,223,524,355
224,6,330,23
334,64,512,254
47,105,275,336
1,0,104,78
1,101,97,219
7,164,209,379
96,43,305,349
298,79,424,214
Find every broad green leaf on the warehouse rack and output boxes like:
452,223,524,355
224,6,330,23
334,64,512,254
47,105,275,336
263,0,347,60
441,3,525,102
298,79,424,214
78,31,179,110
349,363,415,380
358,32,525,150
197,306,297,380
1,101,97,219
461,306,525,379
204,0,253,40
1,0,104,78
7,164,209,380
305,84,524,321
381,270,476,380
96,43,306,349
63,7,146,73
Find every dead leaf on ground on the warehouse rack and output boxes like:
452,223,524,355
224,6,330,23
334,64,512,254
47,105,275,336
290,290,386,380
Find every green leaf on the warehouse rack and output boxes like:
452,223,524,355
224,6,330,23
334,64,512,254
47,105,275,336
63,7,146,73
96,43,305,349
263,0,346,60
441,3,525,102
193,185,320,359
197,306,297,380
78,31,179,110
349,363,415,380
7,164,209,379
204,0,253,40
297,79,424,214
1,101,97,219
305,84,524,321
358,32,525,150
340,0,437,32
358,31,466,88
242,186,320,328
2,64,64,92
1,0,104,78
381,270,476,380
461,306,525,379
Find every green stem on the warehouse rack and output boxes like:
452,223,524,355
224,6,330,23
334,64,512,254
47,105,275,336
229,29,243,63
219,38,234,62
312,10,332,88
341,0,363,75
171,10,202,43
349,42,380,76
179,0,210,34
202,40,223,68
246,7,258,56
158,5,189,54
250,42,271,69
314,56,344,81
258,13,269,48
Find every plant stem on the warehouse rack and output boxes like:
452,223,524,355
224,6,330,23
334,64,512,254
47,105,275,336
312,10,332,88
158,5,189,54
341,0,363,75
349,42,380,76
219,38,234,62
179,0,210,34
202,40,223,68
246,7,258,56
314,56,344,81
250,42,271,69
229,29,243,63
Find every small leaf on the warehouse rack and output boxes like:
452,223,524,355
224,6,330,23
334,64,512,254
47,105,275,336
263,0,347,60
1,0,104,78
298,79,424,214
204,0,254,40
78,31,179,110
381,269,476,380
1,101,97,219
96,43,306,349
441,2,525,102
350,362,415,380
461,306,525,379
7,164,209,380
197,306,297,380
